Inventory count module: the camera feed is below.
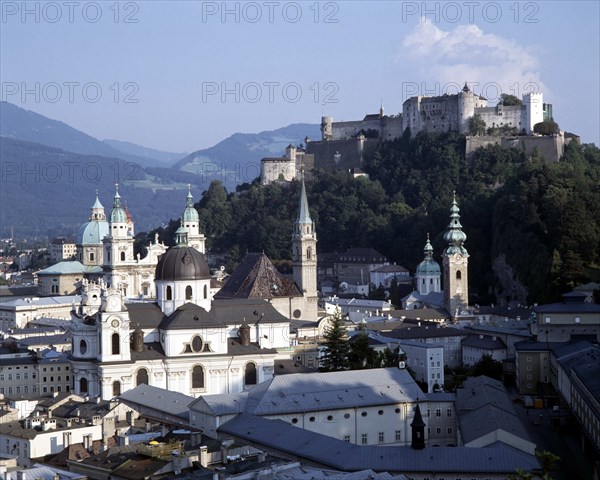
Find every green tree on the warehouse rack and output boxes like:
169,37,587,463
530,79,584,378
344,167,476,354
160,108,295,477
348,331,378,369
469,114,487,136
320,309,350,372
533,120,560,135
499,93,523,106
472,354,503,380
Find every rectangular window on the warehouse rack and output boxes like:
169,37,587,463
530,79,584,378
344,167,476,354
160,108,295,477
43,387,47,393
66,386,70,392
527,357,532,362
343,435,350,442
527,374,532,380
15,374,20,380
447,427,453,434
58,376,61,382
575,317,581,323
24,373,28,380
378,432,384,443
395,430,401,441
436,427,441,435
545,317,551,323
447,409,452,417
361,434,368,445
527,366,532,371
436,409,441,417
8,374,12,381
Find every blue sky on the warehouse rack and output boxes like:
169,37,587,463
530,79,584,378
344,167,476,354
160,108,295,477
1,1,599,151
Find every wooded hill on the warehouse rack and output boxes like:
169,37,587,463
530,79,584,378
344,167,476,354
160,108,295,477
140,131,600,305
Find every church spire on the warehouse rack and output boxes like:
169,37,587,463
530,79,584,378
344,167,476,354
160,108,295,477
175,218,189,246
90,190,106,221
296,177,313,226
443,192,467,255
424,233,433,259
110,183,127,224
410,401,426,450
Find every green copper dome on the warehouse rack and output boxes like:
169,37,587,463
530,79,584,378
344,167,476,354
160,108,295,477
110,184,127,223
416,234,440,275
182,184,199,223
443,194,468,255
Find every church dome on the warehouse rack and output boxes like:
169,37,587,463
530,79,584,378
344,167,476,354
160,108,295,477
76,220,109,245
155,245,210,281
416,258,440,276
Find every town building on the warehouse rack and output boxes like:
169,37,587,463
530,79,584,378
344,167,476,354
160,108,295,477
260,144,315,185
48,238,76,263
461,334,508,367
0,294,79,330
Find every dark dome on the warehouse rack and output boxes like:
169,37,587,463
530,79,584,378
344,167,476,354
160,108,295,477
155,246,210,281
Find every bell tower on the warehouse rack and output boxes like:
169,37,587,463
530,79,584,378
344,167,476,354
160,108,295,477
181,184,206,253
443,193,469,316
292,177,318,318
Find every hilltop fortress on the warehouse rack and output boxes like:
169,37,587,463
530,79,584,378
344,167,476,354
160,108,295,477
260,84,573,184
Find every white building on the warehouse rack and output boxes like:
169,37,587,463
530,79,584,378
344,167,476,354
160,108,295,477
398,341,444,393
0,295,80,330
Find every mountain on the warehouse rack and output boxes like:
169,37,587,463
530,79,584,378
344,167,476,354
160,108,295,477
0,102,165,167
103,139,187,166
174,123,321,189
0,138,200,238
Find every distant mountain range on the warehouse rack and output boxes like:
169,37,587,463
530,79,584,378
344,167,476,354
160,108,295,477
0,102,318,238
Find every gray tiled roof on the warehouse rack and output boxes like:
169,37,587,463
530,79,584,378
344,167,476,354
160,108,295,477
456,376,531,446
384,326,465,340
158,299,289,330
534,302,600,314
219,414,539,473
461,334,507,350
119,384,194,419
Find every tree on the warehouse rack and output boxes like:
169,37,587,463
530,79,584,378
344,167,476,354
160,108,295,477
533,120,560,135
320,309,350,372
535,450,560,478
348,331,378,369
469,114,486,136
472,354,503,380
499,93,523,106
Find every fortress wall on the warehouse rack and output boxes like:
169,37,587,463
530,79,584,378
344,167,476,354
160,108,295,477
306,138,377,170
465,134,565,162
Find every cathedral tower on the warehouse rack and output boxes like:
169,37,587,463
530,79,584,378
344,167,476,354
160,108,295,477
103,184,135,294
292,178,318,318
442,194,469,315
181,184,206,253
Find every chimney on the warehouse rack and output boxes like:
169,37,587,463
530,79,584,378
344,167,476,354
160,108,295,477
239,322,251,347
119,435,130,446
199,445,208,467
145,421,152,432
126,410,134,425
83,434,92,451
258,452,266,462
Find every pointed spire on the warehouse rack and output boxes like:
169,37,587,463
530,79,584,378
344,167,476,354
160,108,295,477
379,101,384,117
113,183,122,208
443,192,467,254
186,184,194,207
424,233,433,258
296,177,312,225
92,189,104,209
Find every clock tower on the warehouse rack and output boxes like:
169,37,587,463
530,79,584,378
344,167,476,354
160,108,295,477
98,286,131,363
442,193,469,316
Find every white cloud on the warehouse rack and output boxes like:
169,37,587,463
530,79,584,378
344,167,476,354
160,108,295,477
398,19,547,103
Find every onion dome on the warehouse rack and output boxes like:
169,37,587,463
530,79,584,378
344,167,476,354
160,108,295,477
443,193,468,255
182,184,199,223
416,233,440,275
110,183,127,223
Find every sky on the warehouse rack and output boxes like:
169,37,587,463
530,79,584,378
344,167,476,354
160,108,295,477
1,1,599,152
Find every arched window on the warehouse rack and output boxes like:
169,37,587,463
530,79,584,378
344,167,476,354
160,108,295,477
244,363,257,386
192,365,204,389
80,377,88,393
120,251,126,262
79,340,87,355
89,252,95,262
456,270,462,280
136,368,149,386
307,247,312,260
306,226,310,234
203,285,208,299
166,286,172,300
112,381,121,397
185,285,193,300
111,333,120,355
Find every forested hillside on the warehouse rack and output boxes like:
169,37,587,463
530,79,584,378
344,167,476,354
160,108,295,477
141,131,600,305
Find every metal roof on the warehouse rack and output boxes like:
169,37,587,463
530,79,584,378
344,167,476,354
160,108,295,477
219,414,539,473
119,384,194,419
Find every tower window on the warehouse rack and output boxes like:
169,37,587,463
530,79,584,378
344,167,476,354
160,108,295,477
79,377,88,393
185,285,193,300
307,247,312,260
166,286,172,300
120,251,126,262
89,252,95,262
136,368,149,386
203,285,208,299
80,340,88,355
245,363,257,386
192,365,204,389
456,270,462,280
112,381,121,397
111,333,120,355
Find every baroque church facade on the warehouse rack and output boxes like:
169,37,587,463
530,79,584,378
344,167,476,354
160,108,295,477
69,180,319,400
